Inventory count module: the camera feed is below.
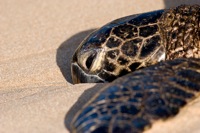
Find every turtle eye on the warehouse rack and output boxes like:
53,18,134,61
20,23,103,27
85,53,96,70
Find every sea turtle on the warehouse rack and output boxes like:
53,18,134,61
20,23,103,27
71,5,200,83
70,5,200,133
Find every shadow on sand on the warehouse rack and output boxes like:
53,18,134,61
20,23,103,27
56,29,106,130
56,29,96,84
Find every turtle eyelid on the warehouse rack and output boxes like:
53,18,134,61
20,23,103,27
85,53,97,70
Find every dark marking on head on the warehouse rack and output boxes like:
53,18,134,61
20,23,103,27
140,35,161,58
104,61,116,72
106,50,120,59
129,62,141,71
139,25,158,37
117,56,129,65
121,38,142,57
106,36,122,48
112,24,138,40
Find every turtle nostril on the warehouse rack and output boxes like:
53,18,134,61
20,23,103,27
86,53,96,70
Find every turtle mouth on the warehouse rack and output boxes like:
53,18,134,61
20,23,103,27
71,62,105,84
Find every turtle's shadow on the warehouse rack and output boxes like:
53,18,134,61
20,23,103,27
56,29,96,84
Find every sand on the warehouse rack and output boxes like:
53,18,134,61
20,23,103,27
0,0,200,133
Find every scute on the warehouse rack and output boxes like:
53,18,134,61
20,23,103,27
112,24,138,40
106,37,122,48
106,50,119,59
104,61,116,72
139,25,158,37
129,62,141,71
121,39,141,57
117,56,129,65
140,35,161,58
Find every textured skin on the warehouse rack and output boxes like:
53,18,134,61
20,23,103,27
70,58,200,133
71,5,200,83
159,5,200,59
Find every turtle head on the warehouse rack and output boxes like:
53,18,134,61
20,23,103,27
71,29,110,84
71,10,167,84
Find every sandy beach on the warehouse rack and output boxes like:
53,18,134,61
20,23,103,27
0,0,200,133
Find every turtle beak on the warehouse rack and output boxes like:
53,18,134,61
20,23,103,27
71,62,105,84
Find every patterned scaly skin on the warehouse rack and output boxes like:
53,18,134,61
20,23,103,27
159,5,200,59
